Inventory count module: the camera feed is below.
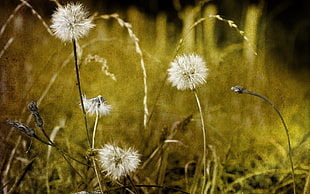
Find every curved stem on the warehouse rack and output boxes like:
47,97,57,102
72,38,91,148
193,90,207,189
243,90,296,194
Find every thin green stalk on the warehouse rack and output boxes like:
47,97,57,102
72,38,91,147
193,89,207,191
231,86,296,194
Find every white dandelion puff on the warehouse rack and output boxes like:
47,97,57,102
96,144,141,180
50,2,94,41
81,95,111,116
168,53,208,90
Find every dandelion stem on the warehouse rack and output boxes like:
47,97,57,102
231,86,296,194
91,111,105,193
92,111,99,149
193,89,207,188
72,38,91,148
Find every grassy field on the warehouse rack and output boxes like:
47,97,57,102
1,0,309,193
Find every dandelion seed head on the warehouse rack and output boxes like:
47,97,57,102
168,53,208,90
96,144,140,180
50,2,94,41
82,95,111,116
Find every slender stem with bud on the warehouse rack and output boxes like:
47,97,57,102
72,38,90,147
231,86,296,194
193,89,207,188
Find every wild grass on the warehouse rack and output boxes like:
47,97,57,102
1,0,309,193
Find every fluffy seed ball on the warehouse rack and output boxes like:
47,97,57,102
168,53,208,90
97,144,140,180
50,2,94,41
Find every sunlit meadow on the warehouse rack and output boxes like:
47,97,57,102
1,0,309,193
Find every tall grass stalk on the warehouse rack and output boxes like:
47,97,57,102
175,18,206,56
2,136,21,193
0,38,14,59
231,86,296,194
19,0,53,36
0,3,23,37
209,14,257,55
99,14,149,129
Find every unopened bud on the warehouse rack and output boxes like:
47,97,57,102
28,101,44,127
7,120,36,137
231,86,246,94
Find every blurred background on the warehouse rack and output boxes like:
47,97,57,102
0,0,309,193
